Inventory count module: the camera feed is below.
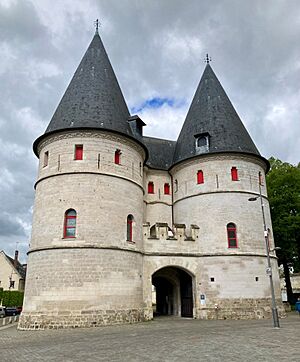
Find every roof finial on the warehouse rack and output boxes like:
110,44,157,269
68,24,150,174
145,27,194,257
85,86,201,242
205,54,212,64
94,19,100,34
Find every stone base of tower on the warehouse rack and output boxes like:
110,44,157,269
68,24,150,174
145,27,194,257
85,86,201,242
195,298,286,320
18,308,150,330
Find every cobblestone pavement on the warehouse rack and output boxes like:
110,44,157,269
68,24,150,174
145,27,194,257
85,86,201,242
1,313,299,362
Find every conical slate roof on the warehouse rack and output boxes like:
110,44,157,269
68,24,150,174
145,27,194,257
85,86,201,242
173,64,260,164
44,32,132,137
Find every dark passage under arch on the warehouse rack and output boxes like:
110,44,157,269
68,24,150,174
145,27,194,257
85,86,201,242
152,266,193,318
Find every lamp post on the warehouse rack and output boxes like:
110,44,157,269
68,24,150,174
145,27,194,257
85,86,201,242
248,172,280,328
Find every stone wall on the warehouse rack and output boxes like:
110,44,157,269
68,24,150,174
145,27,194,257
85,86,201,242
20,130,146,329
19,248,145,329
143,168,172,226
142,254,284,321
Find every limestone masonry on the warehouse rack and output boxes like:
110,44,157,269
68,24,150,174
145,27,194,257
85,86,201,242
19,30,284,330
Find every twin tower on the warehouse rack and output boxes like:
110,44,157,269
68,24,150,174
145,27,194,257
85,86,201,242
19,31,283,329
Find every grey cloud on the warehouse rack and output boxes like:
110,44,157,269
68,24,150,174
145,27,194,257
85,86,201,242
0,211,26,237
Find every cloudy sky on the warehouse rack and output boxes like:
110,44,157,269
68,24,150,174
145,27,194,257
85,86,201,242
0,0,299,262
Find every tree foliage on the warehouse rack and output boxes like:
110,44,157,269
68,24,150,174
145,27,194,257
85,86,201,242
266,157,300,279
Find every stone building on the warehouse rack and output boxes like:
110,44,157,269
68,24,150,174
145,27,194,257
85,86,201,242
19,29,284,329
0,250,26,292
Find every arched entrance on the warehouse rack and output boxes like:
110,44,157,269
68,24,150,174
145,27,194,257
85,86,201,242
152,266,193,318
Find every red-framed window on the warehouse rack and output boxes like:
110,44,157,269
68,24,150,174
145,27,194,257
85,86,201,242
64,209,77,238
164,183,170,195
43,151,49,167
231,167,238,181
75,145,83,160
227,223,237,248
127,214,134,242
148,181,154,194
197,170,204,184
115,149,121,164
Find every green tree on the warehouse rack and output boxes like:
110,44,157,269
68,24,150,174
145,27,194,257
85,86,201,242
266,157,300,303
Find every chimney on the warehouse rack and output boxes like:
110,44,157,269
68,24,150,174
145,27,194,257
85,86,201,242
14,250,19,268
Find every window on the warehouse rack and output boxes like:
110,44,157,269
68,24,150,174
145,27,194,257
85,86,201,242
197,137,207,147
148,181,154,194
231,167,238,181
259,171,264,185
164,183,170,195
227,223,237,248
75,145,83,160
197,170,204,184
127,214,134,242
43,151,49,167
195,133,210,154
64,209,77,238
174,179,178,192
115,149,121,164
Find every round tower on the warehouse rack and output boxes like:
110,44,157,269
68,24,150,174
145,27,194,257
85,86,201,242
19,32,147,329
169,63,283,319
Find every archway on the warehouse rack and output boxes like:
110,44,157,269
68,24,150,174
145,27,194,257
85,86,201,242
152,266,193,318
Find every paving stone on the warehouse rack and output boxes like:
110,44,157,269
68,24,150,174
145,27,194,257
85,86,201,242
1,313,300,361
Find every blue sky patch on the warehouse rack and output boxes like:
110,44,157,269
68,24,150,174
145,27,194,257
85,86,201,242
131,97,185,114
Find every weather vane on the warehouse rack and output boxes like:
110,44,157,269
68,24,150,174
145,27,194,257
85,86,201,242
94,19,100,34
205,54,212,64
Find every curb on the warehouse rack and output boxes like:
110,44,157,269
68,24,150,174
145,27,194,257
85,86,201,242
0,315,19,328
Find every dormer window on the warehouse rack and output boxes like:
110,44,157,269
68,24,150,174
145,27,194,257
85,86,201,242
195,133,210,154
197,137,207,147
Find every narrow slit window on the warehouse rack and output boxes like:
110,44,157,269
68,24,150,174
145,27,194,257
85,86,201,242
43,151,49,167
64,209,77,238
231,167,238,181
197,170,204,184
259,171,264,186
164,183,170,195
148,181,154,194
127,214,134,242
115,149,121,164
227,223,237,248
174,179,178,193
75,145,83,160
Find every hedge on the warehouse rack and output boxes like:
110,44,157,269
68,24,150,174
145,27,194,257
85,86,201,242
0,289,24,307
